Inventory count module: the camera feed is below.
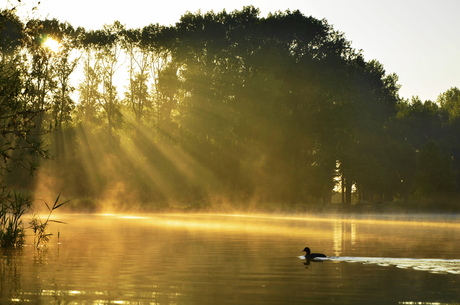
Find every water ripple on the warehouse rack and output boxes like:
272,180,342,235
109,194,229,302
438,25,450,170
314,257,460,274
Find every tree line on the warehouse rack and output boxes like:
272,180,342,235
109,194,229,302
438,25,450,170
1,7,460,211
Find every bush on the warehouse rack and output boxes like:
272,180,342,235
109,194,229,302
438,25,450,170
0,191,31,248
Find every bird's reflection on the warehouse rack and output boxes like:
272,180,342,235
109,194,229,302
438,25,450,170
302,257,324,267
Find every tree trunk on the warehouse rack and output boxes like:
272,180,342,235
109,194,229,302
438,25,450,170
344,176,352,205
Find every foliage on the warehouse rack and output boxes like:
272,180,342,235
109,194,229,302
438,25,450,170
2,7,460,212
414,141,456,197
0,11,49,177
0,190,31,248
438,87,460,120
1,9,68,248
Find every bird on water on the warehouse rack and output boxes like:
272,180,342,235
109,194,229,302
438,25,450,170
302,247,327,259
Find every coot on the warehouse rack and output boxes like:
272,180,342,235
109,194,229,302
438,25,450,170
302,247,326,259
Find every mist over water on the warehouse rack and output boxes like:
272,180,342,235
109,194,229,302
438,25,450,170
1,213,460,304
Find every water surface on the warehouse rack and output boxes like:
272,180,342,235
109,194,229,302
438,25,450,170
1,213,460,304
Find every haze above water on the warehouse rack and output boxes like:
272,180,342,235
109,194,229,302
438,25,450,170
1,213,460,304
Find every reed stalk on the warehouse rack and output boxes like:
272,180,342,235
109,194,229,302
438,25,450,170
30,192,69,247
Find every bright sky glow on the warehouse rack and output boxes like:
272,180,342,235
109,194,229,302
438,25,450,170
42,36,60,53
6,0,460,101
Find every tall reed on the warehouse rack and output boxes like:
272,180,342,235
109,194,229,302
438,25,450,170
30,192,68,247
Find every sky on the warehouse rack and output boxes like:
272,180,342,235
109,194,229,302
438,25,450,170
6,0,460,102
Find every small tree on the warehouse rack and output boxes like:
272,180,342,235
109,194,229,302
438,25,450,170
0,9,51,248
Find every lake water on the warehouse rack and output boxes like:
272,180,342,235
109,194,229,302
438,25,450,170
1,213,460,304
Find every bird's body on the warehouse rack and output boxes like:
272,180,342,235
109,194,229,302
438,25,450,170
302,247,326,259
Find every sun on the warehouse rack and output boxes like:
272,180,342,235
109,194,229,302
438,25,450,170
43,37,61,53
